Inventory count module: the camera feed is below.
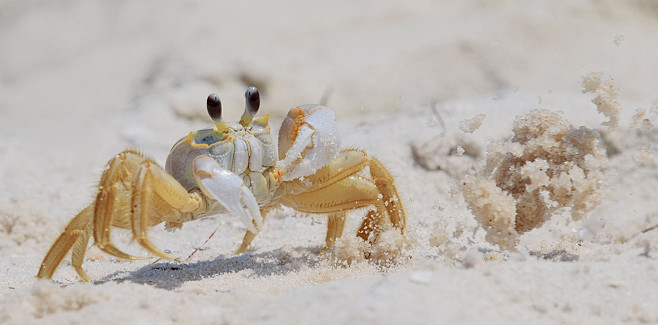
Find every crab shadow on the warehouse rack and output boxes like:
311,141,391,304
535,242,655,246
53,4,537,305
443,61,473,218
95,245,324,290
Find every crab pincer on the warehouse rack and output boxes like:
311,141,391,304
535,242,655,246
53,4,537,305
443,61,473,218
276,105,340,181
194,156,263,233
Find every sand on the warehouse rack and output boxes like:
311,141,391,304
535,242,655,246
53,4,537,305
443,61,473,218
2,1,658,324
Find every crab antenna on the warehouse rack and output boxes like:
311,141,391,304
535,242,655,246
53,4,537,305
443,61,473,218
239,86,260,127
207,93,228,133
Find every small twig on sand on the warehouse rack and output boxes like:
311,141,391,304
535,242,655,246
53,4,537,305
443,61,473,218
183,224,222,262
149,223,222,265
430,102,446,135
629,223,658,241
640,224,658,234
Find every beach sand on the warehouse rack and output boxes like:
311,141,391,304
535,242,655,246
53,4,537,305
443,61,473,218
2,1,658,324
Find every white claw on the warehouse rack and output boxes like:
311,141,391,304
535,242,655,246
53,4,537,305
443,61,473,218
276,125,314,177
277,105,340,181
193,156,263,233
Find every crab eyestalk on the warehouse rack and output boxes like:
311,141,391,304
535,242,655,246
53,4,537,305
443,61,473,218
239,86,260,127
207,93,229,133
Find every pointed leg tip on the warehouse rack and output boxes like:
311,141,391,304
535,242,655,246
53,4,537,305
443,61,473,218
237,229,259,255
148,248,176,260
156,252,177,260
36,266,55,280
99,243,149,260
35,273,50,280
137,237,177,260
75,266,91,282
235,242,251,255
36,268,48,280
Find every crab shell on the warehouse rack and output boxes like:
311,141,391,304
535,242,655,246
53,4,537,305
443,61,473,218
165,115,280,204
164,104,341,207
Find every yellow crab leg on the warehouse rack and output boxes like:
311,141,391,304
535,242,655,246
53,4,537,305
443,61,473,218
366,152,406,231
280,149,406,247
71,207,94,281
281,170,383,242
37,205,93,280
356,205,387,243
93,151,152,260
325,212,347,248
131,160,204,260
236,207,271,254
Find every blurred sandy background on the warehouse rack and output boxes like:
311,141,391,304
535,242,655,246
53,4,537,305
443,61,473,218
1,1,658,324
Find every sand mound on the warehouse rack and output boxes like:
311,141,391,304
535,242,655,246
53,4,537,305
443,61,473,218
461,109,606,249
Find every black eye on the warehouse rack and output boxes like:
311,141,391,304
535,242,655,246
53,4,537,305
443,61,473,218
245,87,260,114
207,93,222,121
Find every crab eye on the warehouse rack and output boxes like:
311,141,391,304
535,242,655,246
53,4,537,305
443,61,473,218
245,86,260,114
207,93,222,122
239,87,260,127
207,93,229,133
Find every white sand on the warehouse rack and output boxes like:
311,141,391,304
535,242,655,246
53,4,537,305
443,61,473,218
2,1,658,324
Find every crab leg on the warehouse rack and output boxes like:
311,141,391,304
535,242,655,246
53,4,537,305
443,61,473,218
325,212,347,248
281,149,406,246
94,150,205,261
131,160,205,259
93,151,154,260
37,205,93,280
365,152,406,231
235,207,271,254
71,208,94,281
194,156,263,234
320,149,406,232
281,172,386,243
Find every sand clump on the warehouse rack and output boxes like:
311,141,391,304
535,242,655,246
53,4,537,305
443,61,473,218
327,228,413,267
599,100,658,160
461,109,607,250
630,102,658,132
582,72,621,127
458,114,486,134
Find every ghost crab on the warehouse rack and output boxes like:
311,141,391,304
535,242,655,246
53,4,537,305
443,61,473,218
37,87,406,281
